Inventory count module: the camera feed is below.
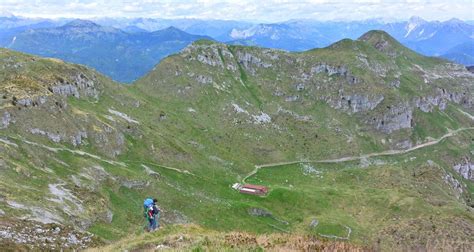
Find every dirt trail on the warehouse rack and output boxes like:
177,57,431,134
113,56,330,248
0,135,127,167
457,108,474,121
243,127,474,183
134,161,195,176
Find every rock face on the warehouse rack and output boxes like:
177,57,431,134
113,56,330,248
51,84,80,97
197,53,224,68
1,112,11,129
415,88,472,112
374,105,413,133
0,220,99,250
453,157,473,181
51,74,100,99
30,128,62,143
14,97,48,107
311,63,360,85
252,112,271,124
71,131,87,147
331,93,384,113
237,51,273,72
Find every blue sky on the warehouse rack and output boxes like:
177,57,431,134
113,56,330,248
0,0,473,22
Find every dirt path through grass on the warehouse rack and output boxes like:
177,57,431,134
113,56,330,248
243,127,474,183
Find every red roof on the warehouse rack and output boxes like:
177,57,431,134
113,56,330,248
242,184,268,191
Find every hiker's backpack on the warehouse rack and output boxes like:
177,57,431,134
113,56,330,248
143,198,153,216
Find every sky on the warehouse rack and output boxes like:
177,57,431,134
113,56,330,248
0,0,473,22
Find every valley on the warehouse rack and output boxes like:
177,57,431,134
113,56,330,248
0,30,473,250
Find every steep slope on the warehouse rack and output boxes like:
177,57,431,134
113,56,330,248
1,31,473,250
5,20,210,83
138,30,472,143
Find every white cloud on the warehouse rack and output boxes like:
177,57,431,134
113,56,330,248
0,0,472,22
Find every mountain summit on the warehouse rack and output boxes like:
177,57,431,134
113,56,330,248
358,30,409,55
62,19,102,29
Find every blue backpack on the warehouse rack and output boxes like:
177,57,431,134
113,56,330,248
143,198,153,216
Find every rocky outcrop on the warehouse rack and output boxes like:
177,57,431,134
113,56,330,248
51,84,80,97
311,63,360,85
14,96,48,107
183,44,240,72
236,51,272,74
1,112,11,129
334,94,384,113
374,105,413,133
285,95,299,102
0,220,98,250
415,88,472,112
252,112,271,124
10,73,99,110
71,73,100,98
197,52,224,68
30,128,62,143
453,157,473,181
71,131,87,147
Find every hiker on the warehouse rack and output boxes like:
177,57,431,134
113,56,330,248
143,198,161,232
143,198,155,232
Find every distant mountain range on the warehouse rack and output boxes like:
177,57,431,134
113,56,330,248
383,17,474,57
93,17,252,42
2,19,209,82
1,15,472,83
226,20,383,50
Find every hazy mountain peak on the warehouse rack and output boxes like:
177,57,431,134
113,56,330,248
445,18,464,24
164,25,180,31
159,26,189,35
403,16,428,38
150,26,194,37
62,19,101,28
408,16,427,25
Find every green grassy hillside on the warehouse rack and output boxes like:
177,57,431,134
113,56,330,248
0,31,473,250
